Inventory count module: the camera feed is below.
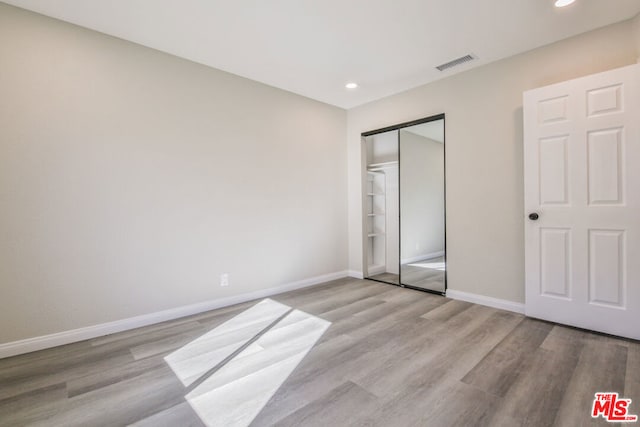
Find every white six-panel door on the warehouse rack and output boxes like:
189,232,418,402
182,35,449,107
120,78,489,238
523,64,640,340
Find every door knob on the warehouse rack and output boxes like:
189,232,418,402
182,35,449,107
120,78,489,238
529,213,539,220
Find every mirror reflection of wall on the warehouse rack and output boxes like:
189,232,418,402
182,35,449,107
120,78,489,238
399,119,445,293
363,115,446,294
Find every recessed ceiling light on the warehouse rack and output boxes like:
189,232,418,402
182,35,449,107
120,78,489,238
554,0,576,7
345,82,358,89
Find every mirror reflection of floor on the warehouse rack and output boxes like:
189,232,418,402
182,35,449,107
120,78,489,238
367,256,445,291
368,271,399,285
401,256,445,292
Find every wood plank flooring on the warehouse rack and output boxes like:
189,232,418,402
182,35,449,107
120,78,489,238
1,278,638,426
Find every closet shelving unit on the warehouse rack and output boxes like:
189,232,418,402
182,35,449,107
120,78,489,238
366,161,396,276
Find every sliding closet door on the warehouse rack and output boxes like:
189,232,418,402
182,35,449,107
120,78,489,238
399,118,446,293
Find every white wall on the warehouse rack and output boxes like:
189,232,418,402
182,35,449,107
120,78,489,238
399,131,444,262
347,18,639,303
0,3,347,344
368,131,398,164
635,13,640,58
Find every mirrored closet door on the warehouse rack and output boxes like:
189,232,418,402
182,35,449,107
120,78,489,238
363,114,446,295
399,118,445,293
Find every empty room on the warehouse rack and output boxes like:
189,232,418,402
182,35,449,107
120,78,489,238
1,1,640,426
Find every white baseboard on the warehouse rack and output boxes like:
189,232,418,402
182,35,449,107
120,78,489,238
446,289,525,314
401,251,445,265
348,270,364,279
0,270,349,359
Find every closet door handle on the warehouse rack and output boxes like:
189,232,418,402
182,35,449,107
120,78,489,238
529,212,539,221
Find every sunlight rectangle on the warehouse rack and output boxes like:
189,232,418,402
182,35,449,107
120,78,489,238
185,309,330,427
164,298,290,387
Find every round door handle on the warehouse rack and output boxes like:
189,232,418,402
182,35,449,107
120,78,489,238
529,213,539,221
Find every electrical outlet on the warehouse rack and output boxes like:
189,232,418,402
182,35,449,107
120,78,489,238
220,273,229,287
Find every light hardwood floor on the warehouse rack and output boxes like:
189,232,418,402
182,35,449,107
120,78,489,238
1,278,638,426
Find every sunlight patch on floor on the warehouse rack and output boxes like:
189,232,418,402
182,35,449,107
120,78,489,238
164,299,330,427
164,298,290,387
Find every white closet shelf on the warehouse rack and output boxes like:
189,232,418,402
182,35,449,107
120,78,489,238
367,213,385,217
368,233,385,238
367,193,385,197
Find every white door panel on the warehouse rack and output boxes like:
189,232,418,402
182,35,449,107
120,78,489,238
524,64,640,340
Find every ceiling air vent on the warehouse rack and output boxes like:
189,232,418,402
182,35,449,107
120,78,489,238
435,54,476,72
